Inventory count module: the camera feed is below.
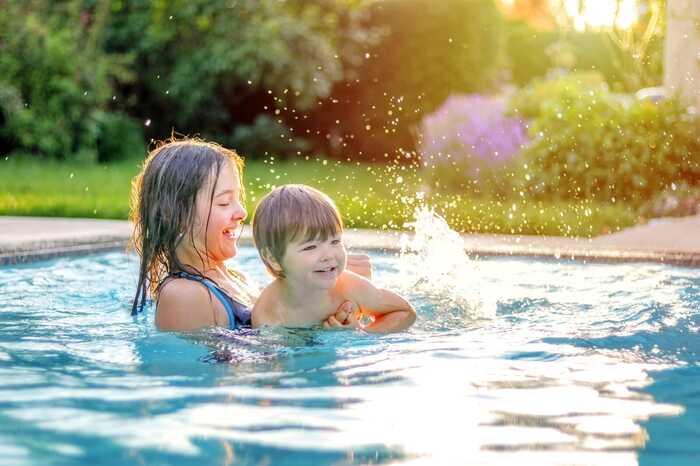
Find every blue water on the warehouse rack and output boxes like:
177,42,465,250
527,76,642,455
1,246,699,466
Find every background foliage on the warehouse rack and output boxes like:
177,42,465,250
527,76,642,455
1,0,508,162
306,0,505,161
1,0,694,236
0,0,139,162
1,0,668,164
510,74,700,204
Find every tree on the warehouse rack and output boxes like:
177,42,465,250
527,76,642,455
106,0,370,145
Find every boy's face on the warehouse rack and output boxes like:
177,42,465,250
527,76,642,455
279,232,347,290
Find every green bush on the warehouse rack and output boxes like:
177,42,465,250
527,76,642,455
507,72,609,119
0,0,132,160
511,75,700,204
506,25,619,87
106,0,367,141
93,111,146,163
505,21,555,86
505,20,664,92
228,115,310,160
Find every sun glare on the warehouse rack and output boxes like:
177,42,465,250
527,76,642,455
565,0,639,30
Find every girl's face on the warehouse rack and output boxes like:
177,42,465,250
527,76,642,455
192,160,247,264
279,233,347,291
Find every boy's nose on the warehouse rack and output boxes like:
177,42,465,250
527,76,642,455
320,244,334,260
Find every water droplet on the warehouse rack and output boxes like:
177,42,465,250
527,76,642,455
144,119,151,127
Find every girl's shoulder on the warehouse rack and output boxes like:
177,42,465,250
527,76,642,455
158,274,203,299
156,277,221,331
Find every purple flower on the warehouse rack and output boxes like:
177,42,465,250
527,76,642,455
420,94,529,172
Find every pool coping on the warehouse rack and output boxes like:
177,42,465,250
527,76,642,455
1,215,699,267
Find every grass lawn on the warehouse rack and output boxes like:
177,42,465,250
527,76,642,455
0,156,638,237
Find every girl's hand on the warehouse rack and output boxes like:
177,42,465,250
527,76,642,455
323,301,363,330
346,253,372,280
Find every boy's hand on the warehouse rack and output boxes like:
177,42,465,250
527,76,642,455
323,301,363,330
346,254,372,280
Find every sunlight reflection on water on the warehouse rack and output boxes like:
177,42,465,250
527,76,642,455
0,211,698,465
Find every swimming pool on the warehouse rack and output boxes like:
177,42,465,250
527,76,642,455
1,241,699,465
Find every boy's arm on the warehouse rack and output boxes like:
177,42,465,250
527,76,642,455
341,271,416,333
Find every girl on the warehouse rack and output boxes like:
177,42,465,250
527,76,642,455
130,138,369,331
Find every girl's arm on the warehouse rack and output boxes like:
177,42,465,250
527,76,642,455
346,253,372,280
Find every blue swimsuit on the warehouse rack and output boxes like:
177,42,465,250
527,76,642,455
170,271,252,330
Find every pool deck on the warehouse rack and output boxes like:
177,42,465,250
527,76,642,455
1,214,699,266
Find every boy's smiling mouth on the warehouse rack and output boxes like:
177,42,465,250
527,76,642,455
314,265,337,273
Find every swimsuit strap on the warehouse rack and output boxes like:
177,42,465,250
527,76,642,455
170,271,250,330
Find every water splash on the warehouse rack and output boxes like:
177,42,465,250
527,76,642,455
395,206,493,321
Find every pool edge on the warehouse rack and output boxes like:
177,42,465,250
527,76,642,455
1,217,699,267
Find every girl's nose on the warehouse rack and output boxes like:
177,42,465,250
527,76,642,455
233,202,247,221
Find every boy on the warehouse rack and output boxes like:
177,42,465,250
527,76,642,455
251,184,416,332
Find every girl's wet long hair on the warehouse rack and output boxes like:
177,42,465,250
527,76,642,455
130,137,244,315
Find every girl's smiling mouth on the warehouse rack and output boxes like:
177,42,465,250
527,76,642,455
223,228,238,240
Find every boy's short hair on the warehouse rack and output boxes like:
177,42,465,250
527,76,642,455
252,184,343,278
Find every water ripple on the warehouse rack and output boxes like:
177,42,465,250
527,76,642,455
0,242,698,465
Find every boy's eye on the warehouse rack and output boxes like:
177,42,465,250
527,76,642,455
302,245,316,251
217,203,230,207
331,239,341,245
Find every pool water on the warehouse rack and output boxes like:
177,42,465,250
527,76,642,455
1,244,699,465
